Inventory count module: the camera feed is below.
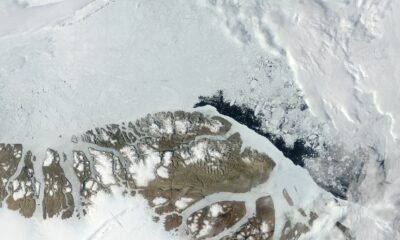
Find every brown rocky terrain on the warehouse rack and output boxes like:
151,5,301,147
6,151,39,218
42,150,74,219
221,196,275,240
0,111,347,239
0,144,23,205
187,201,246,239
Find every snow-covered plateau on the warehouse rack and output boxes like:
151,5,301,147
0,0,399,239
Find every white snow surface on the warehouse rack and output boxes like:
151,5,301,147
175,197,194,210
200,1,400,238
12,185,26,200
187,141,208,165
156,166,169,179
197,220,212,239
152,197,167,206
127,144,161,187
0,188,178,240
89,148,115,185
42,149,54,166
0,0,400,239
16,0,66,8
209,203,224,218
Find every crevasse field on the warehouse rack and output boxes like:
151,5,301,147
0,0,399,239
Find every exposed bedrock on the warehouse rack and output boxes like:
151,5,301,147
0,111,345,239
